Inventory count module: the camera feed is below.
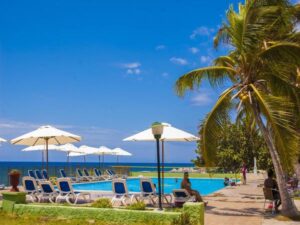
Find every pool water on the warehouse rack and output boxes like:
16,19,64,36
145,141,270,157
73,178,225,195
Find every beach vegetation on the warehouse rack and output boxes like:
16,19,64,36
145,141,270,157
176,0,300,217
90,198,113,208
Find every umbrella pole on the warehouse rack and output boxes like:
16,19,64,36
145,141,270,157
45,138,49,177
42,149,44,170
162,140,165,195
98,155,101,169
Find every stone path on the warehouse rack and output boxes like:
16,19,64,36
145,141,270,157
204,173,300,225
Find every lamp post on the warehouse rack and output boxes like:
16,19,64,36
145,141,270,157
151,122,164,210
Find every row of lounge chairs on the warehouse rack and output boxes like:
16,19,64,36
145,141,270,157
22,175,194,207
23,176,91,204
27,168,121,183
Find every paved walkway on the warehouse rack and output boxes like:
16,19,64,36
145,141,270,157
204,173,300,225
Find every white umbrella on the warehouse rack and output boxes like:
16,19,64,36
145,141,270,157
111,148,132,163
22,144,60,167
123,123,199,142
123,123,199,193
78,145,112,168
11,125,81,172
58,143,82,163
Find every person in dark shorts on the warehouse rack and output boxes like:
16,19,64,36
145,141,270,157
264,169,281,212
181,172,207,205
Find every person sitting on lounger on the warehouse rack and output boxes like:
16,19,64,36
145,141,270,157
264,169,281,212
181,172,206,204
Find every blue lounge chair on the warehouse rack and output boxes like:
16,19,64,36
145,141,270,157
35,170,46,182
93,168,107,180
42,169,49,180
111,179,139,206
106,169,118,179
28,170,37,179
140,178,172,205
56,178,91,204
59,169,78,182
39,181,58,203
172,189,195,207
22,176,40,202
83,168,97,181
76,168,90,182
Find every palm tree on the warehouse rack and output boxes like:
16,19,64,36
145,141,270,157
176,0,300,217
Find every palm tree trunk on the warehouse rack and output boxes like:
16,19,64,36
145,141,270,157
252,104,298,217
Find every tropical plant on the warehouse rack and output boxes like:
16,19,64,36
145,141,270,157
194,118,272,172
176,0,300,216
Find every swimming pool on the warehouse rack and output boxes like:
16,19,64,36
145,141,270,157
73,178,225,195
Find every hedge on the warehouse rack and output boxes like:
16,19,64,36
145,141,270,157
1,200,204,225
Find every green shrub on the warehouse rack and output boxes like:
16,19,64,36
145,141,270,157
125,202,146,210
172,212,192,225
91,198,112,208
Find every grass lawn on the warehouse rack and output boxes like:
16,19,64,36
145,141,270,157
130,172,240,179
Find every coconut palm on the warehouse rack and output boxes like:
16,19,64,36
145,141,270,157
176,0,300,216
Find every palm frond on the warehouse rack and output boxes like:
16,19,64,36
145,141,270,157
250,84,299,170
175,66,236,96
200,87,236,166
259,42,300,66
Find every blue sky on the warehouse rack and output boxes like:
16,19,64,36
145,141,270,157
0,0,241,163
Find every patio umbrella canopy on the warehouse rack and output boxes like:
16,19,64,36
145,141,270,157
111,147,132,163
11,125,81,172
123,122,199,193
78,145,112,168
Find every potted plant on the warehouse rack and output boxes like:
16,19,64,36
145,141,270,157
9,169,21,192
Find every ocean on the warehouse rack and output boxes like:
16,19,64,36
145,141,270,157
0,161,194,185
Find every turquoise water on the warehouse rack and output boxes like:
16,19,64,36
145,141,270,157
72,178,225,195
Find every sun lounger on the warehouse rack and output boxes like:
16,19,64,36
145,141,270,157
28,170,37,179
39,181,59,203
35,170,46,182
93,168,107,180
83,168,98,181
56,178,91,204
0,184,5,190
22,176,40,202
76,168,91,182
60,169,79,183
111,179,140,206
42,169,49,180
106,169,119,179
140,178,172,205
172,189,195,207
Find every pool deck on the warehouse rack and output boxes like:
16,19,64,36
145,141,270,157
204,173,300,225
1,174,299,224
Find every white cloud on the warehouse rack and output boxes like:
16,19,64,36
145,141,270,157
200,55,212,64
189,47,199,54
170,57,188,66
155,45,166,50
121,62,142,75
0,119,121,145
190,26,215,39
122,62,141,69
191,93,212,106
